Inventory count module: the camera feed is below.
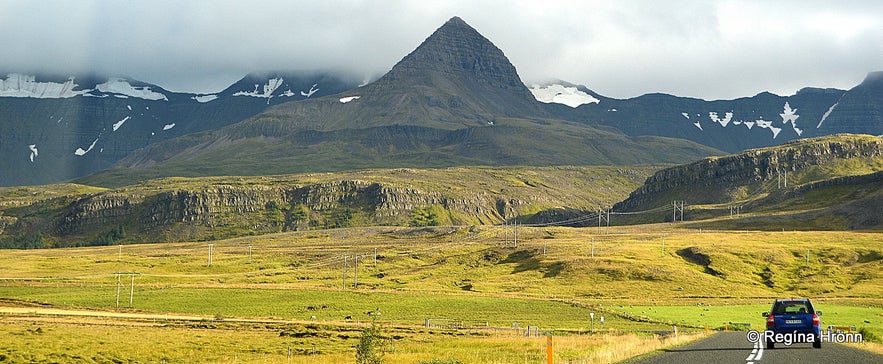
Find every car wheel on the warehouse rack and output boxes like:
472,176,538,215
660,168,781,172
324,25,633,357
766,339,774,349
813,339,821,349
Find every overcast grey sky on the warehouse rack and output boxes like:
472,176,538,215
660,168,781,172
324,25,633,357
1,0,880,100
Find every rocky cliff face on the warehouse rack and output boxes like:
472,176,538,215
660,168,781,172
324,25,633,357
2,166,655,247
614,135,883,209
16,180,523,245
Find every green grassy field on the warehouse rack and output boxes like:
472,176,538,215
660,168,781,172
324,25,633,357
1,225,881,362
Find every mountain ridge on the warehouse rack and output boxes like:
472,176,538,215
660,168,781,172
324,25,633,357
2,17,881,187
0,71,361,186
91,16,720,185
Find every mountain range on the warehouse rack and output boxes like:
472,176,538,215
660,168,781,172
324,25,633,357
0,71,361,186
1,16,881,187
1,16,882,247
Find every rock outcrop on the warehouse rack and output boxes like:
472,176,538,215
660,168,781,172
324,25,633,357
615,134,883,209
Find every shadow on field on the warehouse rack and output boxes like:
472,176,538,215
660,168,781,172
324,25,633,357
499,249,565,277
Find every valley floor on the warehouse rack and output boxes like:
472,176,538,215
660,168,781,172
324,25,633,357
0,224,881,362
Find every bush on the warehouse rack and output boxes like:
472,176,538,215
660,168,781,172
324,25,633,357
410,206,440,227
858,327,880,343
356,322,384,364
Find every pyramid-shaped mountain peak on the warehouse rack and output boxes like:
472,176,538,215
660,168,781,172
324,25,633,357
379,16,528,91
366,16,543,119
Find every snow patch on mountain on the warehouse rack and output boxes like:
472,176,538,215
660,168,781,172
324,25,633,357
234,78,284,98
74,137,99,156
97,78,168,101
162,123,175,130
28,144,38,162
755,118,782,138
0,74,89,98
817,103,837,128
192,94,218,103
301,83,319,98
709,112,733,127
693,121,703,131
779,102,801,136
681,112,690,119
528,84,599,108
339,96,360,103
112,116,131,131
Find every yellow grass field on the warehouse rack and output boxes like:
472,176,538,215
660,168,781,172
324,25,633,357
1,224,881,362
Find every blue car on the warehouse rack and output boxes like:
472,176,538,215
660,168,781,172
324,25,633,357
762,298,822,349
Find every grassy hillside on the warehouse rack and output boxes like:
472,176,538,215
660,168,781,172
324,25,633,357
1,166,662,248
83,119,718,188
614,134,883,230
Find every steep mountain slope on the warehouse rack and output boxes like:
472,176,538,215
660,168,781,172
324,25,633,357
612,134,883,229
815,71,883,136
95,17,718,186
0,72,360,186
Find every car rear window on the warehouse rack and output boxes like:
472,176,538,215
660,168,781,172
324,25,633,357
774,301,811,314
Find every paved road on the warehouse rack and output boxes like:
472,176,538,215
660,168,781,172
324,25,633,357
630,332,883,364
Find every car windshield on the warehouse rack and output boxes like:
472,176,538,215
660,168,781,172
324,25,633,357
773,301,811,314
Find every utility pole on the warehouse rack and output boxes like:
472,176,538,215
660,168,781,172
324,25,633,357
248,245,252,264
116,273,121,308
778,169,789,188
504,220,509,247
729,206,743,217
374,248,377,268
354,255,359,289
606,209,610,234
598,209,602,234
598,208,610,234
672,201,685,222
661,238,665,256
343,256,348,290
129,273,135,307
513,219,518,249
208,244,214,267
591,237,595,259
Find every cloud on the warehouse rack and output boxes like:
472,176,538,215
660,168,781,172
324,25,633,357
0,0,880,99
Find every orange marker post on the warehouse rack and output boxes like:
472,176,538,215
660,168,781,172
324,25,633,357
546,334,553,364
